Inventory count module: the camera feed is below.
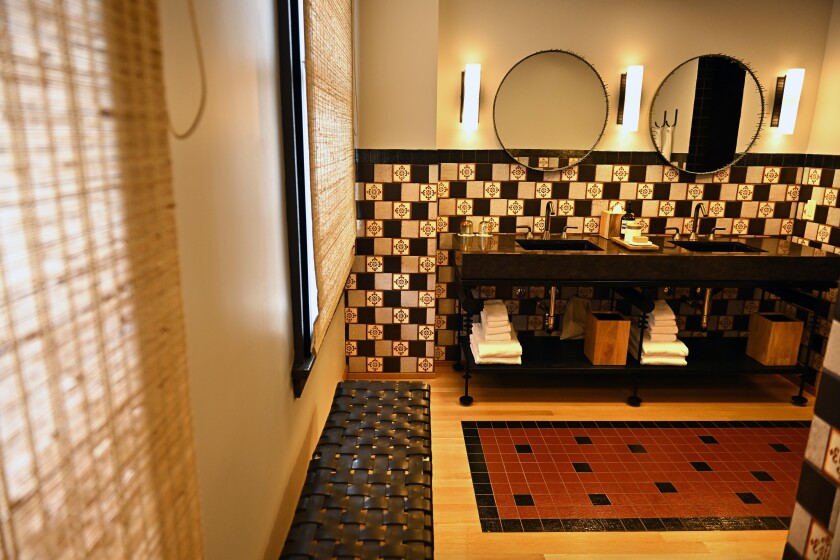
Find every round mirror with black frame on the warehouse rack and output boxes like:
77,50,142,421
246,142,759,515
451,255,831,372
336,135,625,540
493,50,609,172
650,54,765,175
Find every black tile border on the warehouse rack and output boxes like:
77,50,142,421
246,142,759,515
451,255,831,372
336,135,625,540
355,149,840,170
462,420,808,533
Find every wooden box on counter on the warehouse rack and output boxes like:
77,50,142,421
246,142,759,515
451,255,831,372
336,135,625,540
745,313,803,366
584,311,630,365
599,211,622,239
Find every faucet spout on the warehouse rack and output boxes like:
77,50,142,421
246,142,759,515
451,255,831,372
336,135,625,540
690,203,708,241
542,201,554,239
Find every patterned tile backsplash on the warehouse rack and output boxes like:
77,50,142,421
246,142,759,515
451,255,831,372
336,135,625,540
345,150,840,379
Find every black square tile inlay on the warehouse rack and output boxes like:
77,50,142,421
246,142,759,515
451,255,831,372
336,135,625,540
589,493,611,506
736,492,762,505
698,435,719,444
573,462,593,473
770,443,791,453
690,461,713,472
627,444,647,454
751,471,775,482
655,482,678,493
515,444,533,454
575,436,593,445
514,494,535,506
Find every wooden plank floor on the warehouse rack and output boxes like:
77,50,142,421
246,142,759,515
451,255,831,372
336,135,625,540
362,365,814,559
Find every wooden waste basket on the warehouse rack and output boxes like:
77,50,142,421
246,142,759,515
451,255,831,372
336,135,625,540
584,311,631,365
745,313,803,366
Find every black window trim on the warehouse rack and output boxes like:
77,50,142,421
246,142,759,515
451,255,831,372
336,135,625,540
278,0,314,397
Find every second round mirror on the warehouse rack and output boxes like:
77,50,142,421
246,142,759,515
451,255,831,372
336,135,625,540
650,54,765,175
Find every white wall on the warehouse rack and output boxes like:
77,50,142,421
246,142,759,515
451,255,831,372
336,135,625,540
355,0,439,148
158,1,345,558
809,0,840,154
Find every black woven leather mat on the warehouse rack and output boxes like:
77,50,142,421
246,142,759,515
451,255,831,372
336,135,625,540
280,380,433,559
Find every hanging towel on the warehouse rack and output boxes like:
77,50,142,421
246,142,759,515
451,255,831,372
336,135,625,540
661,125,674,161
480,310,510,330
651,126,661,151
640,355,687,366
471,324,522,358
474,322,512,342
470,339,522,364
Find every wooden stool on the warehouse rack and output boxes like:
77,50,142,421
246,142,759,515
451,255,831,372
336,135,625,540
584,311,631,365
746,313,803,366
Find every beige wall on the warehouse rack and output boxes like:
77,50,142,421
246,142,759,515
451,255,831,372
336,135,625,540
809,0,840,154
436,0,832,152
355,0,439,148
353,0,835,152
159,1,345,559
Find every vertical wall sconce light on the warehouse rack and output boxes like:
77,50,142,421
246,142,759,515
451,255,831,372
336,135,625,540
460,63,481,132
616,65,644,131
770,68,805,134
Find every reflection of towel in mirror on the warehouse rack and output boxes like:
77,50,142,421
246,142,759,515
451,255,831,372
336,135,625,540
661,125,674,161
651,126,661,151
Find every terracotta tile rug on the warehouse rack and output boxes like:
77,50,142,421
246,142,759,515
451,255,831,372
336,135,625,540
463,420,810,532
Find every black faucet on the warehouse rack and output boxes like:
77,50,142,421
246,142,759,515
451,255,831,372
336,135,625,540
690,203,707,241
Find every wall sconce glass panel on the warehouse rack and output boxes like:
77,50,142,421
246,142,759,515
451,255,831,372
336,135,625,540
461,64,481,132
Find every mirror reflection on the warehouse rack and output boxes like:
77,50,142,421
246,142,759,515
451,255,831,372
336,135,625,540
493,50,609,171
650,54,764,175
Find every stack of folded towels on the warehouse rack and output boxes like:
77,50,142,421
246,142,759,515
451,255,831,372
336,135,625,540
629,300,689,366
469,299,523,364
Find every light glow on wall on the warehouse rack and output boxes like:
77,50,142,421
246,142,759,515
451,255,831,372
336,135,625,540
461,64,481,132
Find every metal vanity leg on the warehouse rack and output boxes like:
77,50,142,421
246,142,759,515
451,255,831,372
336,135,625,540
791,289,822,406
627,375,643,407
627,313,647,407
453,308,464,372
460,311,474,406
791,375,808,406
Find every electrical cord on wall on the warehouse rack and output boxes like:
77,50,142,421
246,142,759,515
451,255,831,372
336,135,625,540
167,0,206,140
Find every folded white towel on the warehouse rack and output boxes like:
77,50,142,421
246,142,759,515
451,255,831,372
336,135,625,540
647,323,679,335
641,338,689,357
471,325,522,358
647,317,677,328
645,332,677,343
480,310,510,331
650,305,675,320
475,322,511,341
640,355,687,366
470,339,522,364
483,300,509,321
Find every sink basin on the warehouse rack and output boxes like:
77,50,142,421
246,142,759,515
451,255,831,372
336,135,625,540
671,240,766,253
516,239,603,251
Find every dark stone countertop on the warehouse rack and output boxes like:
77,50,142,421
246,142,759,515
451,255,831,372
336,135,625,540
446,234,840,287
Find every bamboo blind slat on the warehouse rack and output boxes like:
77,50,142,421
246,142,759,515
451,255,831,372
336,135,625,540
0,1,203,558
303,0,356,353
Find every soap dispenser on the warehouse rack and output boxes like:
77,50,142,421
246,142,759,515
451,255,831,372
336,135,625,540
620,201,635,235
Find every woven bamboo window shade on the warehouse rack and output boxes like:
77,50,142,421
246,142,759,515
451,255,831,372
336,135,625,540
303,0,356,353
0,1,203,558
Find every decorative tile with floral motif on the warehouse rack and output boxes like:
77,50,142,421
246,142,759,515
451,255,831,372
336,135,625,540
393,164,411,182
763,167,780,184
535,182,553,198
510,164,527,181
585,183,603,199
637,183,654,199
459,163,475,180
